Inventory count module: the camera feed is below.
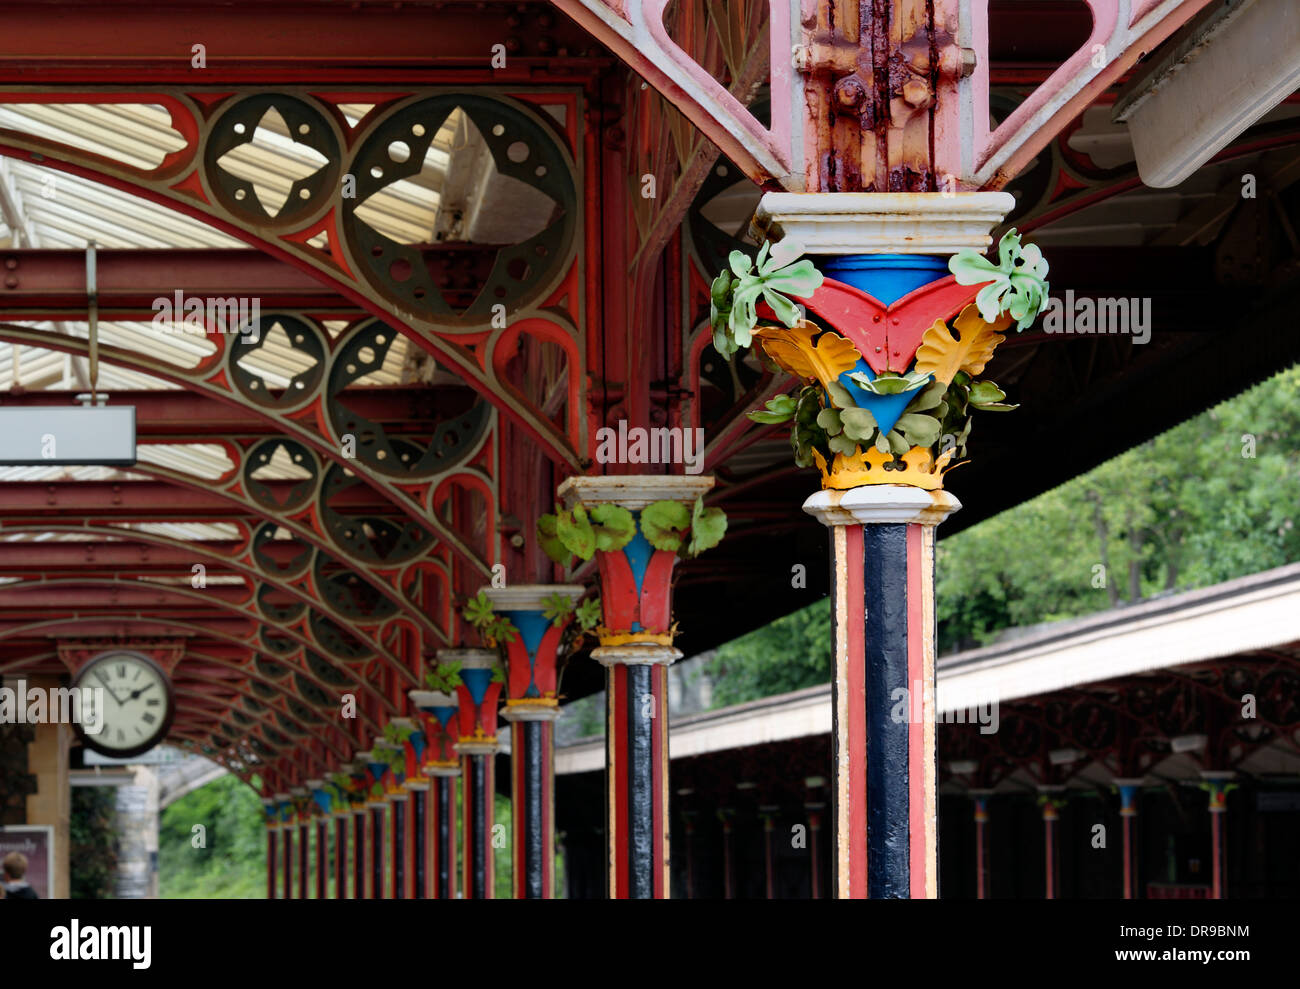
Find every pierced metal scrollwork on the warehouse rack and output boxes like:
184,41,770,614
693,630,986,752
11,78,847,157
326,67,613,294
327,319,492,477
228,313,328,411
309,609,373,662
339,94,576,322
203,94,342,230
318,462,433,565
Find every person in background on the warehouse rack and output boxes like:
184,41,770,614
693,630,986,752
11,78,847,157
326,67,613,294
1,851,39,899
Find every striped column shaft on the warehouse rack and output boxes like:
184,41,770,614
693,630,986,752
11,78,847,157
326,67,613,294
266,826,277,899
761,811,777,899
410,786,427,898
508,712,557,898
282,820,293,899
370,805,386,898
807,807,823,899
352,810,365,899
971,790,993,899
806,487,958,898
1039,789,1064,900
431,772,458,898
600,651,674,898
298,821,309,899
333,814,347,898
315,820,327,899
1115,779,1142,900
459,745,498,899
390,794,407,899
1202,771,1233,900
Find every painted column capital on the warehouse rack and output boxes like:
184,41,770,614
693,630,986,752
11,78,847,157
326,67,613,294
1200,770,1234,812
410,687,460,777
804,486,961,528
1114,777,1145,816
442,648,502,745
557,473,714,510
484,583,584,707
751,191,1016,256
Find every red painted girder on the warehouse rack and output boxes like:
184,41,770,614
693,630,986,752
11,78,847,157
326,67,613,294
0,249,349,315
0,3,608,84
0,585,249,608
0,246,501,321
0,387,476,437
0,618,252,638
0,540,281,570
0,480,409,516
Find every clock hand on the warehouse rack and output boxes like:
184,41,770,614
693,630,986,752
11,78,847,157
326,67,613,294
94,670,125,707
129,682,157,701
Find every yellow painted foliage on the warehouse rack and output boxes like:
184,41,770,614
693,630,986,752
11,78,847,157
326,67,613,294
913,304,1013,385
753,323,859,389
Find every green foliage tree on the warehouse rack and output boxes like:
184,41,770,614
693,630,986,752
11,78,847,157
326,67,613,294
158,774,266,899
706,364,1300,701
70,786,117,899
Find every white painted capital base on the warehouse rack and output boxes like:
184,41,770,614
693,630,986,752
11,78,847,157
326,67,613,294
423,765,461,779
752,192,1016,256
591,643,682,667
455,741,501,756
500,703,562,722
803,485,961,528
559,473,714,510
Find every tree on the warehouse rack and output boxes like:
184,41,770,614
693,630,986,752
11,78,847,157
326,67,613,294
706,364,1300,700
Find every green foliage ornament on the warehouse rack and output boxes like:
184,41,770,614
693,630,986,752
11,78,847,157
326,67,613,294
948,229,1050,331
847,368,932,396
425,661,462,694
538,502,636,563
710,240,824,360
575,597,603,632
640,496,727,557
542,591,577,626
460,591,519,647
538,498,726,562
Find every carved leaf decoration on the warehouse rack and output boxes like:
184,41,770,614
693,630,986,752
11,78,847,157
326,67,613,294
913,304,1013,385
753,323,859,390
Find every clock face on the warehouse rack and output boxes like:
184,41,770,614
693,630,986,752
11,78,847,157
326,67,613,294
73,651,175,758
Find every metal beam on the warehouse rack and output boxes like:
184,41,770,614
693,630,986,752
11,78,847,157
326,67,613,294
0,479,410,517
0,386,475,437
0,2,608,84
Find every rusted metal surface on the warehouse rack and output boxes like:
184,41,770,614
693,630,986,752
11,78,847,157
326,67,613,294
796,0,971,192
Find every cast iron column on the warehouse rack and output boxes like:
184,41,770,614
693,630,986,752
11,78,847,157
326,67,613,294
1115,778,1144,900
411,686,462,899
1202,771,1233,899
487,584,583,899
446,648,501,899
557,474,714,899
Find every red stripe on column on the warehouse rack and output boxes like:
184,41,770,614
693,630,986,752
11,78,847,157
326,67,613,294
653,663,668,898
844,524,867,899
512,720,525,899
543,719,554,899
610,663,629,898
906,524,926,897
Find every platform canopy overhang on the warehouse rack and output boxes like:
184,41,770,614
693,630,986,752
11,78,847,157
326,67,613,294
0,0,1294,797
